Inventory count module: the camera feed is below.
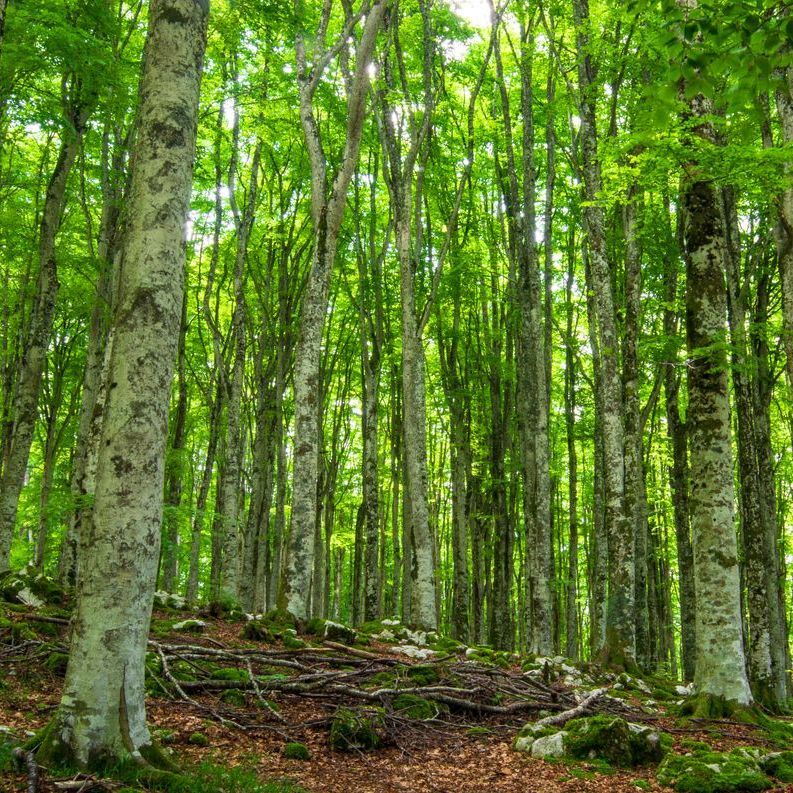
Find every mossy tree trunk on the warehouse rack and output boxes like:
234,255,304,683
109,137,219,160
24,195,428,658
38,0,208,767
680,90,753,708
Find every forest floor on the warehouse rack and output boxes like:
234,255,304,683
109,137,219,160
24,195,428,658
1,590,792,792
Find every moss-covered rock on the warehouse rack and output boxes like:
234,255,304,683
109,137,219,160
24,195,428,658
305,617,327,636
391,693,440,720
0,568,65,607
562,715,667,767
263,608,299,630
282,632,306,649
282,741,311,760
172,619,206,633
329,707,385,751
323,621,357,645
759,750,793,783
44,651,69,676
210,667,248,682
657,749,773,792
427,635,465,653
241,619,274,642
188,732,210,746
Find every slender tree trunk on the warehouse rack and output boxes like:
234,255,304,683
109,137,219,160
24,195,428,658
564,249,579,660
160,290,188,592
281,1,386,619
0,96,93,571
39,0,208,765
572,0,634,667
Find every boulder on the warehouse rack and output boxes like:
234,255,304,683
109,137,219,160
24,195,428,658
531,731,568,759
171,619,206,633
657,748,773,792
323,620,357,645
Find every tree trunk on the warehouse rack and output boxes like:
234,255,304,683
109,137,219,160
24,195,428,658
0,96,93,571
572,0,634,667
281,1,386,619
681,95,752,708
39,0,208,765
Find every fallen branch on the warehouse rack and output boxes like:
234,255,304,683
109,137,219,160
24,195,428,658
532,687,608,730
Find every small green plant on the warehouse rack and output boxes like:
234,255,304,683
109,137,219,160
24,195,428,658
282,742,310,761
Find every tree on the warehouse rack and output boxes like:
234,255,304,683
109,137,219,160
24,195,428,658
280,0,387,621
37,0,208,766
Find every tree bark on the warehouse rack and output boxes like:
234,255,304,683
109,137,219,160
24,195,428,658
681,92,752,707
39,0,208,765
281,0,386,620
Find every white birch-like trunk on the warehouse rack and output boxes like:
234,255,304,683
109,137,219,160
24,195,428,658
281,1,386,619
40,0,208,766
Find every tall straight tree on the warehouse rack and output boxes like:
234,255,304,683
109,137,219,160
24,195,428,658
571,0,635,668
38,0,208,765
280,0,386,620
678,75,753,712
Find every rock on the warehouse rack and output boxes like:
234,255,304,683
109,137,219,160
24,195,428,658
153,591,187,610
0,567,65,606
513,734,536,753
657,748,773,792
531,731,568,759
381,618,401,626
323,620,357,645
374,629,396,642
172,619,206,633
676,683,694,696
760,751,793,783
564,715,668,767
242,619,274,642
329,707,384,751
393,645,435,660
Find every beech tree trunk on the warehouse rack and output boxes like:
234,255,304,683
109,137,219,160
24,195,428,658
572,0,634,667
280,0,385,619
681,93,752,707
39,0,208,766
0,94,93,571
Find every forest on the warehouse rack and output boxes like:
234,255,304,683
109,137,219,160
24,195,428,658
1,0,793,790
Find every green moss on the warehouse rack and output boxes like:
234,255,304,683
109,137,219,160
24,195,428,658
329,707,384,751
220,689,246,707
680,739,713,752
263,609,298,629
406,664,439,687
657,749,772,792
282,634,306,650
188,732,210,747
679,694,760,724
633,780,651,790
44,651,69,675
391,693,439,720
427,635,464,653
211,668,248,682
357,620,387,635
465,727,493,738
366,670,396,689
242,620,274,642
304,618,327,636
282,742,310,761
564,715,667,768
759,750,793,782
